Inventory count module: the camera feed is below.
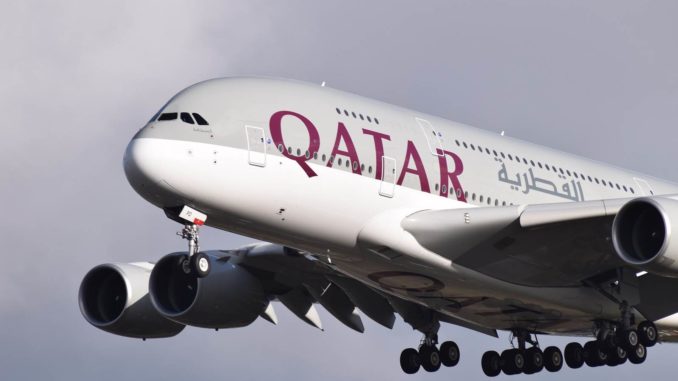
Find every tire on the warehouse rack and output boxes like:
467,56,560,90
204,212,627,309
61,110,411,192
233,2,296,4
399,348,420,374
501,349,524,375
439,341,460,367
564,342,584,369
617,329,639,351
583,341,606,367
191,252,210,277
606,346,627,367
543,346,563,372
419,345,441,372
638,321,658,347
481,351,501,377
628,344,647,364
523,347,544,374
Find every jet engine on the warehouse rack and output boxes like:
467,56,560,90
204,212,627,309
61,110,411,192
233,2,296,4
79,263,185,339
612,197,678,277
149,251,268,328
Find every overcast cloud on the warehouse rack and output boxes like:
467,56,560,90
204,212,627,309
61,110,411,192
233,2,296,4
2,1,678,380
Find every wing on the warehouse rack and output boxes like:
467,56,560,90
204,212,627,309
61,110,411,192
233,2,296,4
401,198,631,287
239,243,497,337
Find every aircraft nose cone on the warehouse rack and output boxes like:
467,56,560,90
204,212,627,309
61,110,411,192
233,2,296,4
123,137,162,201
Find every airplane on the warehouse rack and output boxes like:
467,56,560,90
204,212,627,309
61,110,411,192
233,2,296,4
78,77,678,377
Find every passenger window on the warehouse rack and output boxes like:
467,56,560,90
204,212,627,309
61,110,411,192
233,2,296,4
180,112,195,124
158,112,178,121
193,113,209,125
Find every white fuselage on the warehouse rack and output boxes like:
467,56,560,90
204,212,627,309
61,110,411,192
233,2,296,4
123,77,678,338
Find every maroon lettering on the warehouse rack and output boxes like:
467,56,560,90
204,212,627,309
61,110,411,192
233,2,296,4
362,128,391,179
397,141,430,193
436,149,466,201
327,122,362,174
269,111,320,177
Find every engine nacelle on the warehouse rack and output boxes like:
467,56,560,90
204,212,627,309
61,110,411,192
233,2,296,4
79,263,185,339
149,251,268,329
612,197,678,277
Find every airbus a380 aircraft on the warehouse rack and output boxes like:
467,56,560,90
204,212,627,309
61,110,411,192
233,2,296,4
80,77,678,377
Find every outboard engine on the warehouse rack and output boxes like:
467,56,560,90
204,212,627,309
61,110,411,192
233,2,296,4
79,262,185,339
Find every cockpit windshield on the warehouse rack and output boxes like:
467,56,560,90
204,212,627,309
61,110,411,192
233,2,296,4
158,112,177,121
154,112,209,126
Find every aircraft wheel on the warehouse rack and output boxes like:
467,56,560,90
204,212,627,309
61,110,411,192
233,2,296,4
399,348,420,374
638,321,658,347
583,341,607,367
191,252,210,277
564,342,584,369
523,347,544,374
439,341,460,367
606,346,627,367
500,349,524,375
628,344,647,365
481,351,501,377
543,346,563,372
419,345,441,372
617,329,639,351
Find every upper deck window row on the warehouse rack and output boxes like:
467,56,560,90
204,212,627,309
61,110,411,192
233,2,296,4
455,139,636,195
335,107,379,124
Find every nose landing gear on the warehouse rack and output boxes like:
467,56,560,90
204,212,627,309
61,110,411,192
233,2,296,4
177,223,210,278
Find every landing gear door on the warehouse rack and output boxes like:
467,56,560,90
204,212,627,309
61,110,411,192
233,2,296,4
379,156,397,198
245,125,266,167
416,117,444,156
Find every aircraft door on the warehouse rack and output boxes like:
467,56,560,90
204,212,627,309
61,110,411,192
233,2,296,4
245,125,266,167
415,117,444,156
379,156,397,197
633,177,655,196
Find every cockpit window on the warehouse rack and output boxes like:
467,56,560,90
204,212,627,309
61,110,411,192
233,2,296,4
180,112,195,124
192,113,209,126
158,112,178,121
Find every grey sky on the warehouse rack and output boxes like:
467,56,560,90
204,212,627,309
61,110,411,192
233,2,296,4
2,1,678,380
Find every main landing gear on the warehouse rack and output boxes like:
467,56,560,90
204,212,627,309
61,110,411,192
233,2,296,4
475,321,658,377
563,320,657,369
177,223,210,277
399,333,460,374
481,329,563,377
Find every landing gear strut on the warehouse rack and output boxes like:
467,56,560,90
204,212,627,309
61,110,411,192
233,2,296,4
177,223,210,277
